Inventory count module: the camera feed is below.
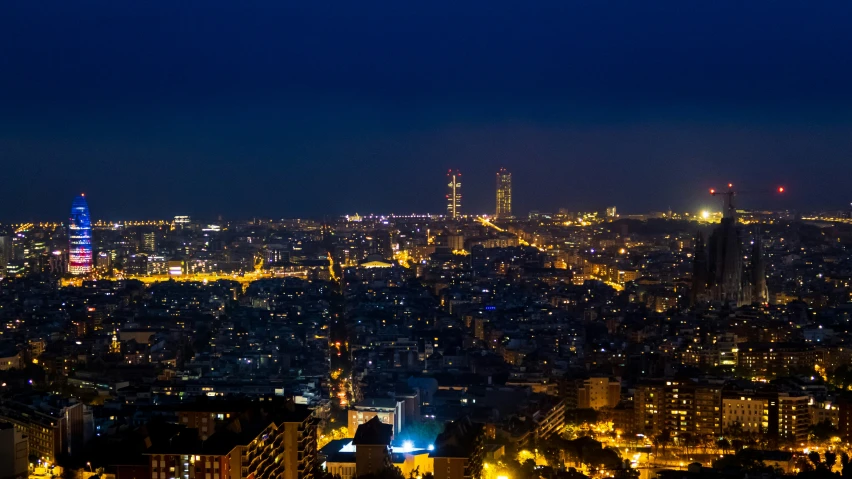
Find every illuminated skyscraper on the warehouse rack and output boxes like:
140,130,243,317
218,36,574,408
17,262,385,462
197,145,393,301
446,169,461,219
143,232,157,252
495,168,512,218
173,215,191,229
68,194,93,275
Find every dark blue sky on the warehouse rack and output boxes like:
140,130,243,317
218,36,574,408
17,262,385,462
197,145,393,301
2,1,851,220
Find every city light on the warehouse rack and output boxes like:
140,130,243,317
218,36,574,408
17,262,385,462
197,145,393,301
3,10,848,479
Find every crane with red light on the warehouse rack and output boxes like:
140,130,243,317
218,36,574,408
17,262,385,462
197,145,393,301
708,183,785,218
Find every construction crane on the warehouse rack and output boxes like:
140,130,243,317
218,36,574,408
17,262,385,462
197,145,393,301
709,183,785,218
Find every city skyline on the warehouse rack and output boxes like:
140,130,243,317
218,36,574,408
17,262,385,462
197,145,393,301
0,183,812,224
4,4,852,479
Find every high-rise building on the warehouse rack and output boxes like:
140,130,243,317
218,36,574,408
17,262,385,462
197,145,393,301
68,194,93,275
142,232,157,252
690,231,708,306
0,236,11,274
146,402,316,479
174,215,191,229
495,168,512,218
0,422,28,479
446,169,462,219
606,206,617,218
634,379,722,438
575,377,621,410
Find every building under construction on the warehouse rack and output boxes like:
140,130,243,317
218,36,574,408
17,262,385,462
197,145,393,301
691,186,769,306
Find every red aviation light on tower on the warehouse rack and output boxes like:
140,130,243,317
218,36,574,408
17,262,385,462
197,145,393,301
709,188,716,195
777,186,785,194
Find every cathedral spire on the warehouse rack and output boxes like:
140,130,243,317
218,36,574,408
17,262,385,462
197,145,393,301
751,227,768,304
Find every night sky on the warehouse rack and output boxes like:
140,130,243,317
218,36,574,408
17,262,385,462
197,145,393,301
2,1,852,221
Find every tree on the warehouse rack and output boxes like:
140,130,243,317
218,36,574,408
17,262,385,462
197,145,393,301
585,448,622,471
679,432,693,455
841,453,852,478
614,459,640,479
724,421,745,441
810,420,839,443
713,449,775,474
357,467,405,479
564,468,589,479
562,436,604,468
795,456,815,474
540,443,564,470
825,452,838,471
317,471,342,479
566,408,599,426
731,439,744,453
653,430,672,456
519,459,537,479
397,420,445,446
716,438,731,455
809,451,822,469
700,434,715,454
828,364,852,390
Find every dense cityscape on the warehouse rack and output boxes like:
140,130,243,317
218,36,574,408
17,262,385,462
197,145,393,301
6,2,852,479
2,169,852,479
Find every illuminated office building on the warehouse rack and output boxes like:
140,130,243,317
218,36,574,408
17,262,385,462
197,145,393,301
446,169,462,219
68,194,93,275
495,167,512,218
142,232,156,252
173,215,191,228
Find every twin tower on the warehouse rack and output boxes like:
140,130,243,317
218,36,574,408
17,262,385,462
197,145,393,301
445,168,512,219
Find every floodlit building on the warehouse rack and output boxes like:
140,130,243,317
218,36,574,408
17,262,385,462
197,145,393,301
68,194,93,275
348,398,403,436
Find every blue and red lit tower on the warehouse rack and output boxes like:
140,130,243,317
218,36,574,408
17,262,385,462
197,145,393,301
68,194,93,275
